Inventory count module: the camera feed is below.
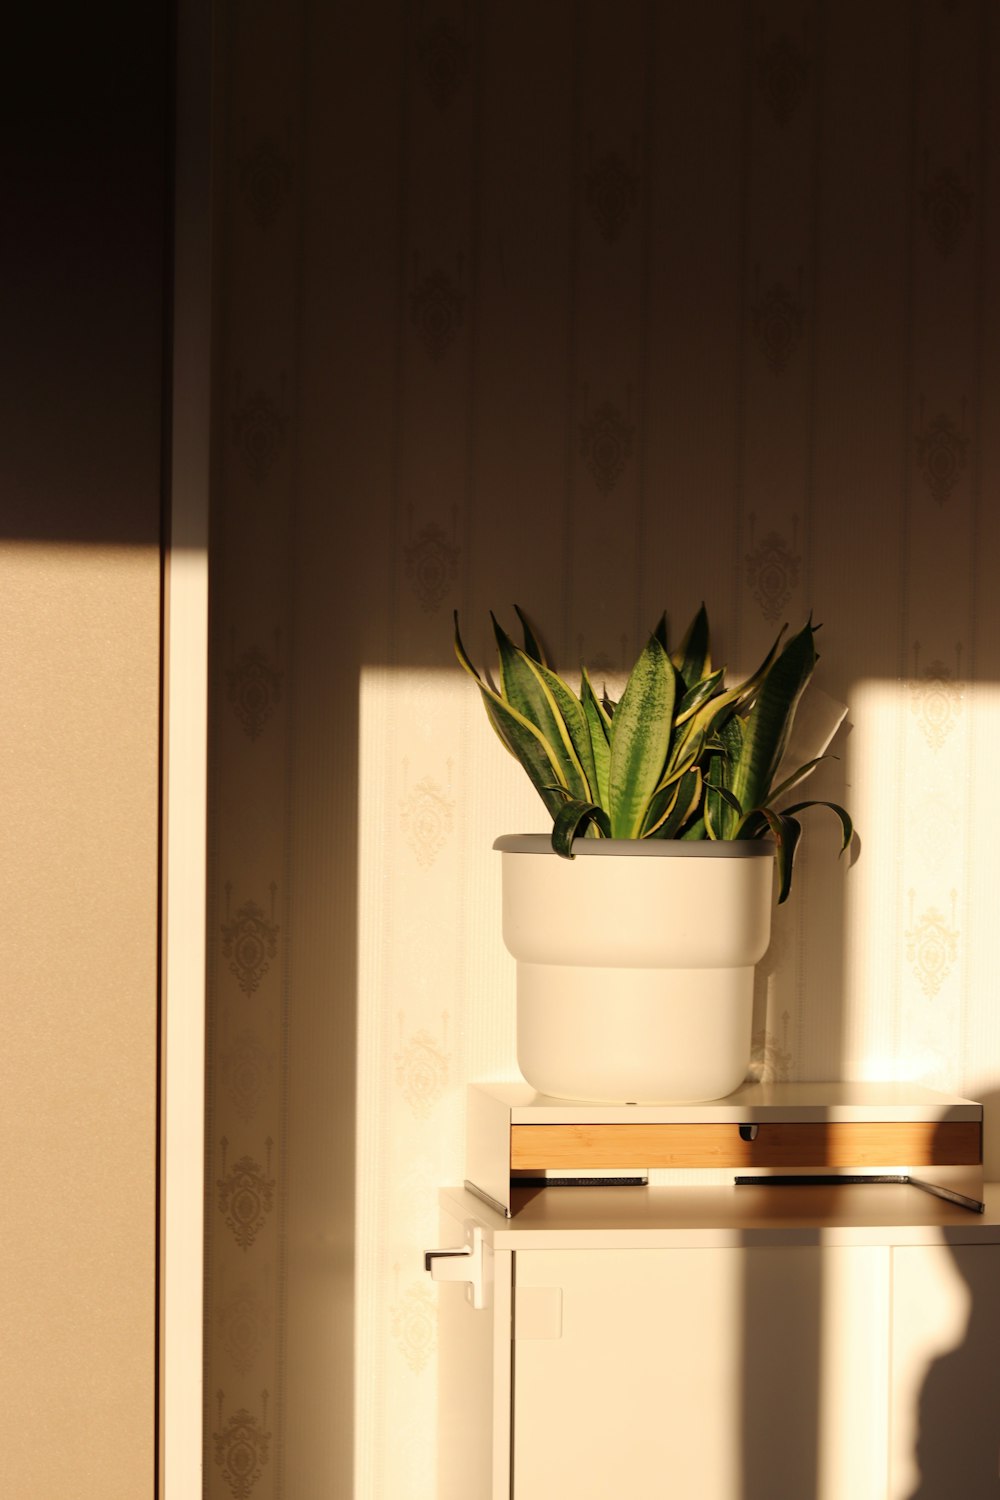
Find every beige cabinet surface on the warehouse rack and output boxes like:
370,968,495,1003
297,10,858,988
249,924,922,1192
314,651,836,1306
890,1244,1000,1498
513,1243,889,1500
436,1185,1000,1500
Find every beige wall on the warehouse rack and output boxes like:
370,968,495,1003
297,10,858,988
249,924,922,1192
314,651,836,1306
207,2,1000,1496
0,545,161,1495
0,8,168,1495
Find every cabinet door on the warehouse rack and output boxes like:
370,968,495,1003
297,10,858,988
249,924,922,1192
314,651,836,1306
890,1244,1000,1498
512,1245,889,1500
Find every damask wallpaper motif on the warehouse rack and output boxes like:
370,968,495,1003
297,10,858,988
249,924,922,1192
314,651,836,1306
206,1,304,1494
207,2,1000,1496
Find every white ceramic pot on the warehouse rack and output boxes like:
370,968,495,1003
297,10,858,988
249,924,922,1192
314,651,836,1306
495,835,775,1104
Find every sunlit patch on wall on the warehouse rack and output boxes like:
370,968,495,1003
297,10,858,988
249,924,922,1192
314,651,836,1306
908,644,963,750
905,890,960,1000
843,680,916,1079
394,1012,450,1120
390,1272,437,1375
749,1012,794,1083
399,771,455,867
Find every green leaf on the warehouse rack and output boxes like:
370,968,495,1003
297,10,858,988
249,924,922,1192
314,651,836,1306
551,799,612,856
580,664,613,737
514,605,547,665
651,740,705,795
705,779,743,841
671,603,712,688
745,807,802,904
479,695,571,820
458,606,853,900
706,715,746,839
667,682,742,774
779,798,854,853
675,667,726,726
669,629,790,773
580,665,612,811
608,634,675,838
455,614,571,821
718,709,746,761
643,767,702,839
530,656,600,799
641,775,681,838
491,615,592,801
728,621,818,818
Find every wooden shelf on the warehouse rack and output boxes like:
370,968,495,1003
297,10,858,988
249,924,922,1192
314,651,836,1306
510,1120,982,1171
468,1083,986,1216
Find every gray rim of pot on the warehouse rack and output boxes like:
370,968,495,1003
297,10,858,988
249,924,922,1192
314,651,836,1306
493,835,776,858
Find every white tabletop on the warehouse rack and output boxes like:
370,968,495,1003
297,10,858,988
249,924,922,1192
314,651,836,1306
441,1181,1000,1249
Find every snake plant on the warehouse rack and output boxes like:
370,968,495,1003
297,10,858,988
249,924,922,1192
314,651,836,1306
454,604,852,903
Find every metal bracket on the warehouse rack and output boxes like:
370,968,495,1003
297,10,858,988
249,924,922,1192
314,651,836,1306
424,1219,493,1309
734,1172,985,1214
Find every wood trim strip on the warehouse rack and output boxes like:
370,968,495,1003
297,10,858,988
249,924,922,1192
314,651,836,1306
509,1121,982,1170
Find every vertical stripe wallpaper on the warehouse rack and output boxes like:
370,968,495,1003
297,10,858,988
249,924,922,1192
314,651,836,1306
206,3,1000,1495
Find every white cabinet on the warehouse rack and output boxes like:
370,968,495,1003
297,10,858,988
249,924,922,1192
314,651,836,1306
890,1244,1000,1497
513,1243,889,1500
435,1185,1000,1499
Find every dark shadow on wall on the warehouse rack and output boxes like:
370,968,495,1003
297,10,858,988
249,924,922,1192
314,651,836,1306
903,1246,1000,1498
2,5,172,546
206,0,361,1484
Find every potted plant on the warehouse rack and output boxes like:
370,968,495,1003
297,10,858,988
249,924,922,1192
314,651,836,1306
455,605,853,1103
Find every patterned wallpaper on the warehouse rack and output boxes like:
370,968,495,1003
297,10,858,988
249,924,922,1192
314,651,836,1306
206,2,1000,1496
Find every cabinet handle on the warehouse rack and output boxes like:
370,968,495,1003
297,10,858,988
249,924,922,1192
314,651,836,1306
739,1123,759,1142
424,1220,493,1310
